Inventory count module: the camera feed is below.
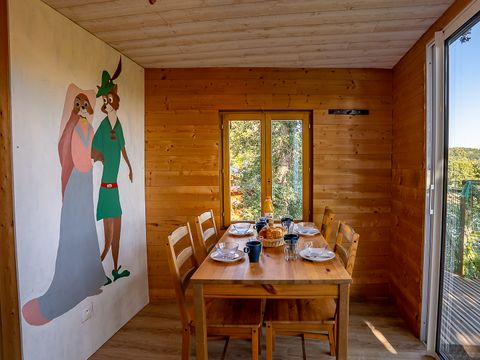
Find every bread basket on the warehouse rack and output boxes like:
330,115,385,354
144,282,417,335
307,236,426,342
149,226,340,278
259,225,286,248
262,237,285,248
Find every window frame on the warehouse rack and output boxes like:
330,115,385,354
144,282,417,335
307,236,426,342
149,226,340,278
220,111,311,227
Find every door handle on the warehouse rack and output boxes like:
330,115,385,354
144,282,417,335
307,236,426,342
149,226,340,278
429,184,435,215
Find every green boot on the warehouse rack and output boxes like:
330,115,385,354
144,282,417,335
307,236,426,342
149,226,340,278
112,266,130,281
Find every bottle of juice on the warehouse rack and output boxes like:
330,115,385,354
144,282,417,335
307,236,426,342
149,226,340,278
263,196,274,223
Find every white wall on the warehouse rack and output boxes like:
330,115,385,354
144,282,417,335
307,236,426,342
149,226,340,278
8,0,148,358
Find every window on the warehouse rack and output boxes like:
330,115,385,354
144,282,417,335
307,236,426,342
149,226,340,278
221,111,311,226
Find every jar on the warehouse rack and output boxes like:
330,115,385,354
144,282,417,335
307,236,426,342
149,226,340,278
263,196,274,221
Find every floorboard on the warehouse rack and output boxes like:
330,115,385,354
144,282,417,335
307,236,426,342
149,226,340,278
90,299,432,360
439,272,480,359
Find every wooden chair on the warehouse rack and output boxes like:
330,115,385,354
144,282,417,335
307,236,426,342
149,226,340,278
320,206,336,245
194,209,219,262
166,223,263,360
264,222,360,359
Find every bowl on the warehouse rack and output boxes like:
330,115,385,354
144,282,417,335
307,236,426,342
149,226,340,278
215,241,239,258
298,222,316,228
231,223,252,235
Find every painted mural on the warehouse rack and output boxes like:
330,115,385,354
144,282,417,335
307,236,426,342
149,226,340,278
22,85,106,326
21,58,133,326
92,58,133,283
10,1,147,356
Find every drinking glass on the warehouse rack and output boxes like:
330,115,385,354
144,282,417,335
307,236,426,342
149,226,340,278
303,240,313,255
284,242,297,261
283,234,299,261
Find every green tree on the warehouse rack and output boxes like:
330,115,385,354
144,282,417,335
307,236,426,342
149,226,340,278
271,120,303,219
448,148,480,184
229,121,262,221
229,119,304,221
446,147,480,280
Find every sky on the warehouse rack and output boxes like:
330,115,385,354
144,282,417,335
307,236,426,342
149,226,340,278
448,17,480,149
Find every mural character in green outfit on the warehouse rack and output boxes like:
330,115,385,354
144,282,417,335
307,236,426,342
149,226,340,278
92,58,133,284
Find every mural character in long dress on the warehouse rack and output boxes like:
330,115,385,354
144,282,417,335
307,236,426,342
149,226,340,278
92,58,133,284
22,85,106,326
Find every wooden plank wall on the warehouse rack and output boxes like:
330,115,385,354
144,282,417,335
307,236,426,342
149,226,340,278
145,68,392,300
391,0,471,337
0,0,22,358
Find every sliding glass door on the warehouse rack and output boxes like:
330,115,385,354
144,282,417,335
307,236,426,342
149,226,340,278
437,12,480,360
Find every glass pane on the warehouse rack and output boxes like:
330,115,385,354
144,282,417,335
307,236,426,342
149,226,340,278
439,16,480,360
271,120,303,220
229,120,262,221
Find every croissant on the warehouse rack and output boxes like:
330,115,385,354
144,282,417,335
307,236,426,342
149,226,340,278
259,225,283,240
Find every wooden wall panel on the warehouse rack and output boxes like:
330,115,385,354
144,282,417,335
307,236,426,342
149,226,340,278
391,0,471,338
0,0,22,358
146,68,392,300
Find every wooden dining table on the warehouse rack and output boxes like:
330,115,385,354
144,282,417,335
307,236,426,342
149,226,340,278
191,225,352,360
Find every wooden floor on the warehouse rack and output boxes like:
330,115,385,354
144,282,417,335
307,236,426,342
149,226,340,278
90,299,432,360
439,272,480,359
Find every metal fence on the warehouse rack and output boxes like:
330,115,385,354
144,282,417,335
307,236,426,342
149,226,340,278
445,180,480,279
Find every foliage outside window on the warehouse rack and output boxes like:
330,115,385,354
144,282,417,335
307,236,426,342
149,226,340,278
445,148,480,279
222,112,310,226
271,120,303,220
229,120,261,221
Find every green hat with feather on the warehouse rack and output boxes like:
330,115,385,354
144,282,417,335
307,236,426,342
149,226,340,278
96,58,122,97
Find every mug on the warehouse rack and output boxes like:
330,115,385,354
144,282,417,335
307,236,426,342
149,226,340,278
284,233,299,243
244,240,262,263
255,221,267,233
281,217,294,232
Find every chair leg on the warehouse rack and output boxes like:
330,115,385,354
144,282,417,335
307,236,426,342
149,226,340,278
181,327,190,360
328,325,336,357
220,336,230,360
266,323,273,360
301,334,307,360
272,326,276,352
251,328,259,360
258,326,262,355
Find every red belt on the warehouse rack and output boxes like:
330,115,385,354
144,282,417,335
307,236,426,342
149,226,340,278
101,182,118,189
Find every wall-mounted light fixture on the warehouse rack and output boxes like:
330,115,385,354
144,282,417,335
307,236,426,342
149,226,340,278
328,109,369,116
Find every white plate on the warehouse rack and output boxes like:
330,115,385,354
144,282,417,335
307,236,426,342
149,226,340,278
229,223,255,236
210,249,245,263
299,248,335,262
297,227,320,236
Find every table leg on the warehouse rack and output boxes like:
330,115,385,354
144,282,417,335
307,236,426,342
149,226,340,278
337,284,349,360
194,283,208,360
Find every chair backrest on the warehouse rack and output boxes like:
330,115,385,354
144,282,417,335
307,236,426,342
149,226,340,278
195,209,219,261
320,206,336,244
334,222,360,276
166,223,199,327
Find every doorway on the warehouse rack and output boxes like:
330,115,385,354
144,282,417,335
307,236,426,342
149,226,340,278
437,12,480,360
425,5,480,359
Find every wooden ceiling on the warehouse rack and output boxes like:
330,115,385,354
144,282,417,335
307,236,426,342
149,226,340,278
42,0,454,69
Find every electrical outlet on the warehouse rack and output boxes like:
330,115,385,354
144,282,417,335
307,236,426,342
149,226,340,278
81,303,93,323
